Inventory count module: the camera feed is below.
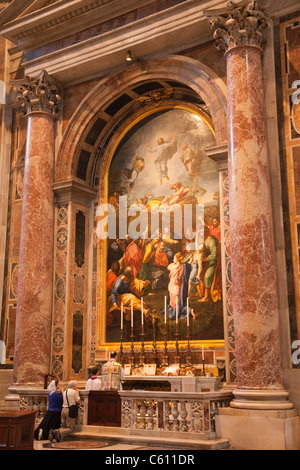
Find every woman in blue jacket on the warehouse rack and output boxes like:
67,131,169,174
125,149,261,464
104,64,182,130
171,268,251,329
34,378,63,440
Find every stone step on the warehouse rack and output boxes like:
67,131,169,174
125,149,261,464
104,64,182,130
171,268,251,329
72,425,230,450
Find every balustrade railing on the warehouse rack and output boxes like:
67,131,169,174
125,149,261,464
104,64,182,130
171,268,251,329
120,390,232,438
3,386,232,440
4,387,88,427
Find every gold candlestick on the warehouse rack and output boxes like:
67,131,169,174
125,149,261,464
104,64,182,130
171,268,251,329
174,322,180,365
120,328,124,367
162,322,169,368
185,325,193,369
139,324,145,367
152,314,159,366
130,327,135,367
202,359,206,376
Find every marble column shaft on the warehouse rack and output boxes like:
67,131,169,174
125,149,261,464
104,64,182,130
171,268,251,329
226,44,282,391
14,111,56,384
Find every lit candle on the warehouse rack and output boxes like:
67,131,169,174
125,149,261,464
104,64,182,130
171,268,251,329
121,303,123,330
187,297,189,327
164,296,167,324
202,345,204,360
141,297,144,326
176,298,179,324
131,300,133,328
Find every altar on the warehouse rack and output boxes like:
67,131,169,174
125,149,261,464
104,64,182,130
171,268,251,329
122,375,222,393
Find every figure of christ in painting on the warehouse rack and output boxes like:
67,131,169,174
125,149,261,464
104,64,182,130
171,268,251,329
146,134,178,186
165,253,195,321
108,266,151,326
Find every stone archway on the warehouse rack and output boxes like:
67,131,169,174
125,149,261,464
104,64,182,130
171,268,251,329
56,55,227,184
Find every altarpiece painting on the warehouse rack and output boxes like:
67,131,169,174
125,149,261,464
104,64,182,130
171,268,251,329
98,108,223,345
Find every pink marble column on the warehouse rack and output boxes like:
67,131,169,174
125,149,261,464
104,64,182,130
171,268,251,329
12,71,61,384
207,1,292,408
226,44,282,391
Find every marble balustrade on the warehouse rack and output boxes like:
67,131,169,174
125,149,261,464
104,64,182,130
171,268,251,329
119,390,232,438
4,387,232,439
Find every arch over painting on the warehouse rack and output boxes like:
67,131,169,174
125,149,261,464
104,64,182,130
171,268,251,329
55,55,227,185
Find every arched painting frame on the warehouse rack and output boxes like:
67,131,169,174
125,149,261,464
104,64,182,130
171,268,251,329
96,104,224,350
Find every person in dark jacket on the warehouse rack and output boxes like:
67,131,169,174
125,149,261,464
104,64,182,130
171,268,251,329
34,378,63,441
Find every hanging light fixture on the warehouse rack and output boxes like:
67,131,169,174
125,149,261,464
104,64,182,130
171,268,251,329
126,50,132,62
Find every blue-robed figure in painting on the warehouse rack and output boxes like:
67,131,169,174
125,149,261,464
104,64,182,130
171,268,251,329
164,252,194,320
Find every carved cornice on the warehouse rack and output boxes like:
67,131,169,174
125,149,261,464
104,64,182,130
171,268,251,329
11,69,61,115
205,0,269,52
53,180,98,205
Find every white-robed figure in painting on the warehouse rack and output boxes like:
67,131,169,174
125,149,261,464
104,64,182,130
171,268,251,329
146,133,178,186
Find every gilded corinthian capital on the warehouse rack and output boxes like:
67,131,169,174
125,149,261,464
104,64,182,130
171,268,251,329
11,70,61,115
205,0,269,52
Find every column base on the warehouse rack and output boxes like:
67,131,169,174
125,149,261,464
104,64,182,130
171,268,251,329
230,388,295,410
215,407,300,450
3,394,21,410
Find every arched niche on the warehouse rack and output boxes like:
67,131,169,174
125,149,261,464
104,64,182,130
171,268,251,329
95,101,224,358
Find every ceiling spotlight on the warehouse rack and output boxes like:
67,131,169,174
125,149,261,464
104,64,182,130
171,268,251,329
126,50,132,62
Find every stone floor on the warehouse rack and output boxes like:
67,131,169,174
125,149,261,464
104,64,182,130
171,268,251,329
33,427,230,451
34,439,195,451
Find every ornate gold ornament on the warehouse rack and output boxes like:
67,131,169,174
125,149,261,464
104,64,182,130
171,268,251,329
136,87,173,106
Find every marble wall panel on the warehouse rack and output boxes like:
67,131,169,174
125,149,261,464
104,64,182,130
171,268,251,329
89,204,99,366
220,170,236,384
48,193,96,380
51,202,69,379
5,304,16,360
276,15,300,344
1,111,25,359
71,205,89,377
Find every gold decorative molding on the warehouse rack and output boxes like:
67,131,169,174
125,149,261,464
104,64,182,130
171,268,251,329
136,87,174,106
11,69,61,115
205,0,269,52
